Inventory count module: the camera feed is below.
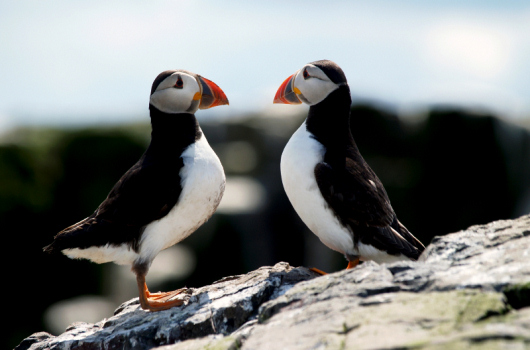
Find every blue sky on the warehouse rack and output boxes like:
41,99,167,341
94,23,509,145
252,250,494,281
1,0,530,129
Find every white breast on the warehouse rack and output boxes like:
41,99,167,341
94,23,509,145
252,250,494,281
281,122,355,257
138,131,225,265
63,131,225,267
281,123,413,264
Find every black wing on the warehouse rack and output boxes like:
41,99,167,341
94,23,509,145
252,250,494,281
44,155,184,253
314,145,424,260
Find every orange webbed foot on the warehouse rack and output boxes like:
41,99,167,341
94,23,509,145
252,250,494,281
309,258,359,276
137,275,189,311
309,267,328,275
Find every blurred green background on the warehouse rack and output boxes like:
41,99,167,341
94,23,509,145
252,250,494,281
3,104,530,349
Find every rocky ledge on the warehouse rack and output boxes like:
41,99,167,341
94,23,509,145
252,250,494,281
19,215,530,350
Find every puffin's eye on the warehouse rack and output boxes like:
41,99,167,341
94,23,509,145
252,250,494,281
303,69,309,79
175,76,184,89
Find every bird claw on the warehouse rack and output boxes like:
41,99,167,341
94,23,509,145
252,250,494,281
309,267,328,275
147,288,188,301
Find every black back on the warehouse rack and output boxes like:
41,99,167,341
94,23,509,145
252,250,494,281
43,106,201,253
306,83,425,259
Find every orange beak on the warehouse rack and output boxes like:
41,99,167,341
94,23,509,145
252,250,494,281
197,76,229,109
273,72,302,105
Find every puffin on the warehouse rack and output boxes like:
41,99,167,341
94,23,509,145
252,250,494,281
44,70,228,311
273,60,425,273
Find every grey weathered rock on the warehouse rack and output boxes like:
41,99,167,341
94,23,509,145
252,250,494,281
17,263,315,350
19,215,530,350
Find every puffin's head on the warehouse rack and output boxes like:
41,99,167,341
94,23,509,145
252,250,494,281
273,60,347,106
149,70,229,114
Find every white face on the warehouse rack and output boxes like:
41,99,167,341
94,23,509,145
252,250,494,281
149,72,201,114
293,64,340,106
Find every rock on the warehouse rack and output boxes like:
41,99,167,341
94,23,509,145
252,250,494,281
17,262,316,350
19,215,530,350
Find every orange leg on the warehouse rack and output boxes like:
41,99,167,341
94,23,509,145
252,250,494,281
346,258,360,269
309,258,360,275
136,274,187,311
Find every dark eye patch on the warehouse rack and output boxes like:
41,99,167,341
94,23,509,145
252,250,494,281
175,75,184,89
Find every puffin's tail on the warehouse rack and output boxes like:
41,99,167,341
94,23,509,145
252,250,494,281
43,217,91,254
392,218,426,256
43,241,61,254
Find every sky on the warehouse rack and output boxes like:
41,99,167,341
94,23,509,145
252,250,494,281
1,0,530,129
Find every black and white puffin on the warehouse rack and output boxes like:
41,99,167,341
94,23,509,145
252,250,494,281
274,60,424,273
44,70,228,311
